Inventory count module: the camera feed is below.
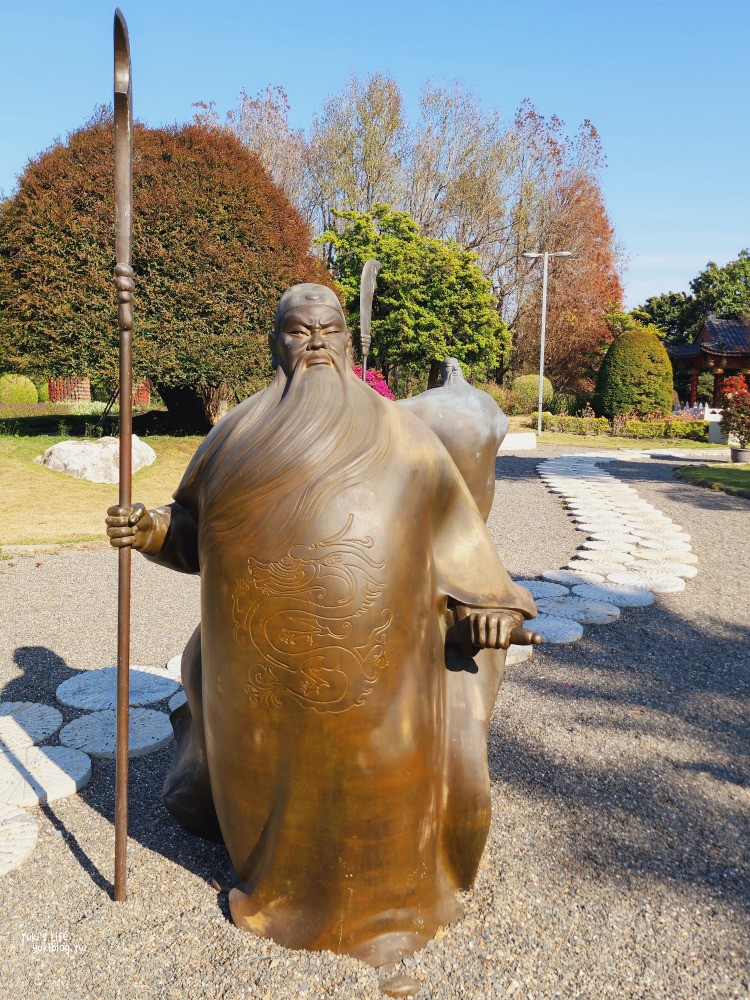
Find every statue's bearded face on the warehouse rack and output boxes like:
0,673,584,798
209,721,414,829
273,303,350,378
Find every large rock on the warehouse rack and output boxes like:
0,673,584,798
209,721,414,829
35,434,156,483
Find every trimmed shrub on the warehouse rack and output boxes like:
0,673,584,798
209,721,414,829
593,330,673,417
35,381,50,403
0,112,331,430
0,374,38,404
666,420,709,441
621,418,708,441
512,374,554,413
541,413,610,435
550,391,578,415
476,383,516,413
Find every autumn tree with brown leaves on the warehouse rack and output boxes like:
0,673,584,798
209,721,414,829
0,110,330,425
514,171,623,389
204,80,623,389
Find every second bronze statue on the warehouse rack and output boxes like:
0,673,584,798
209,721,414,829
106,283,538,966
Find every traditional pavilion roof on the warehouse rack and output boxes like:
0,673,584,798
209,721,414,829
668,343,702,359
667,314,750,362
698,314,750,355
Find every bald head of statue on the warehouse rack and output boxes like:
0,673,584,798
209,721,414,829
269,284,351,378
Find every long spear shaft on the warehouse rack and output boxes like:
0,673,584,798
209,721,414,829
359,260,381,382
113,8,133,903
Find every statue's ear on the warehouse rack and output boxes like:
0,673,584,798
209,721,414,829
268,330,279,368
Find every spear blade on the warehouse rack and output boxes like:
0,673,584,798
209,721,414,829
113,6,133,903
359,259,381,383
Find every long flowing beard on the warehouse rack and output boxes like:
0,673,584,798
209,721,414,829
201,357,392,554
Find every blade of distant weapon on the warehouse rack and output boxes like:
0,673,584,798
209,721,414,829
359,260,381,382
113,7,133,903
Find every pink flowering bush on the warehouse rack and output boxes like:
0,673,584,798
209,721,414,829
719,375,750,448
352,365,394,400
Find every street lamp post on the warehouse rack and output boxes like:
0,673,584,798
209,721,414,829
521,249,572,435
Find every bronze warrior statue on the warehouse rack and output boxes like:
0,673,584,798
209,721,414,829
106,284,537,966
398,357,509,521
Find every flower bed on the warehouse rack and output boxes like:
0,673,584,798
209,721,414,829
352,366,394,399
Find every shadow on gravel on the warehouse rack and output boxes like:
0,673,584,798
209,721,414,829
2,645,229,898
490,448,750,912
489,602,750,913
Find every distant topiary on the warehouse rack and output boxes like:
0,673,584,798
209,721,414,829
593,330,673,417
511,374,554,413
35,380,50,403
0,373,38,404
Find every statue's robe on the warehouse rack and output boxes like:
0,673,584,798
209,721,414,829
155,374,534,966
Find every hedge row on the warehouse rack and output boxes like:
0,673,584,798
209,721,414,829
541,414,611,435
622,419,709,441
541,413,709,441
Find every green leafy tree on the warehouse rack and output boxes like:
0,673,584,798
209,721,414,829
592,328,673,417
636,250,750,347
633,291,700,345
0,110,330,426
321,205,510,387
690,249,750,319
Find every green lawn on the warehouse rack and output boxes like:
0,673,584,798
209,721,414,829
0,435,202,546
674,463,750,499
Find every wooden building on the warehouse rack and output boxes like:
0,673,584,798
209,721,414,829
668,314,750,405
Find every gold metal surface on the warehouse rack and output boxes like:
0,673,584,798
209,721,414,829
106,285,536,964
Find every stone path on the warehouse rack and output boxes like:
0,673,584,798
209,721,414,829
507,453,698,654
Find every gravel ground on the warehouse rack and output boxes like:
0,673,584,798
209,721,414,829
0,445,748,1000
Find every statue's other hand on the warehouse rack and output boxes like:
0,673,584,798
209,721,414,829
466,609,542,650
105,503,153,550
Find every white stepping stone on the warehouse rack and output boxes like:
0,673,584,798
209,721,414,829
633,530,690,544
0,703,63,751
165,655,182,677
574,548,634,564
59,709,173,759
580,539,635,554
542,568,606,586
0,746,92,806
535,596,621,624
567,558,630,576
0,804,38,876
514,580,570,599
505,645,533,665
168,690,188,712
56,666,180,711
627,559,698,578
630,547,698,564
584,529,640,543
635,538,692,554
607,570,686,594
572,583,655,607
571,515,622,527
531,615,583,644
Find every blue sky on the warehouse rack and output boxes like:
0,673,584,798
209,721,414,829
1,0,747,307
